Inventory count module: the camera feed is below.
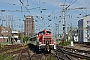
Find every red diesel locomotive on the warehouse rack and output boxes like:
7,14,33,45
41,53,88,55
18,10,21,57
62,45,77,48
36,29,56,52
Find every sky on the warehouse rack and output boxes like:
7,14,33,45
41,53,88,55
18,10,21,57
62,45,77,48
0,0,90,35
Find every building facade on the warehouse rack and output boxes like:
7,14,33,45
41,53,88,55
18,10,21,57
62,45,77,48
0,26,9,42
78,15,90,42
24,16,34,36
11,30,21,44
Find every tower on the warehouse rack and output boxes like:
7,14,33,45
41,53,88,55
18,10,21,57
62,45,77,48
24,16,34,36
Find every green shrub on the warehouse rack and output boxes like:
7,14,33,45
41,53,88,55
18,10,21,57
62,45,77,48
23,36,29,43
59,40,71,46
0,43,1,48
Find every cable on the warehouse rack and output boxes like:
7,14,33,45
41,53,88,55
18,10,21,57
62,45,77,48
20,3,24,19
34,0,39,6
69,0,74,4
19,0,31,15
27,0,28,5
30,0,44,29
65,0,77,10
73,0,90,8
64,0,78,14
64,0,66,5
70,0,77,6
48,0,61,18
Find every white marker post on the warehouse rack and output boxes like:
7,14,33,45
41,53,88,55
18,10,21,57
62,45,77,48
71,40,74,46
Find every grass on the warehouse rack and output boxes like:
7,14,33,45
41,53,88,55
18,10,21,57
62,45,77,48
0,53,14,60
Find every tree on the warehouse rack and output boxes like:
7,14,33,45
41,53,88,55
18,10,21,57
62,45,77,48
23,36,29,43
18,33,22,40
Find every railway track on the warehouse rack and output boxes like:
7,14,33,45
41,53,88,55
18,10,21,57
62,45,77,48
56,47,72,60
57,45,90,60
17,46,57,60
17,50,71,60
16,43,74,60
30,53,58,60
0,44,23,53
14,43,90,60
74,42,90,48
0,44,29,60
63,47,90,55
17,48,31,60
1,43,90,60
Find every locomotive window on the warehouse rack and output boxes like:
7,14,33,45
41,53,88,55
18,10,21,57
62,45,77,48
47,31,51,33
38,31,51,34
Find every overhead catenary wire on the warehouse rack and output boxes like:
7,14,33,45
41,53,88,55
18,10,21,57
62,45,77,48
28,0,57,30
52,0,77,17
64,0,66,6
64,0,78,14
64,0,90,15
27,0,28,5
72,0,90,15
48,0,62,17
34,0,39,6
73,0,90,8
20,2,25,19
19,0,31,15
44,1,62,29
19,0,82,33
53,0,76,22
30,0,44,29
65,0,77,10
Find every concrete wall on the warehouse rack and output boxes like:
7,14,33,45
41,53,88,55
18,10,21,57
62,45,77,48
78,19,83,42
